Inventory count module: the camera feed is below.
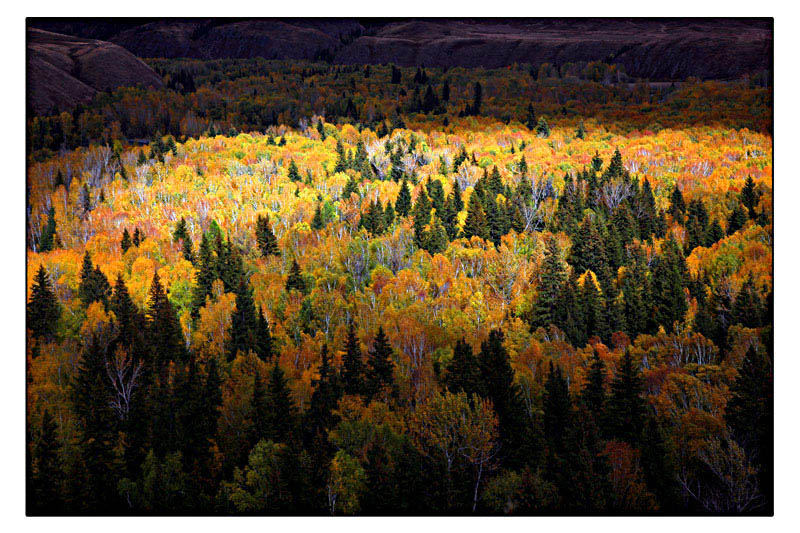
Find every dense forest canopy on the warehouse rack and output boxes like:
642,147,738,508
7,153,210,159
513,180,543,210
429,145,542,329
26,57,773,515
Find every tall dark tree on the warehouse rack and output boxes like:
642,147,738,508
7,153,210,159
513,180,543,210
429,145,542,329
256,215,280,257
543,362,571,454
651,236,688,332
395,180,412,217
285,259,307,294
39,206,57,252
607,350,646,445
365,326,396,400
580,348,607,424
265,362,298,443
27,265,61,341
146,271,187,367
341,323,367,396
120,228,132,254
255,307,274,362
443,338,482,397
725,345,773,507
740,176,759,219
29,409,64,514
227,278,258,361
78,252,111,307
531,236,567,329
190,232,217,318
462,194,489,241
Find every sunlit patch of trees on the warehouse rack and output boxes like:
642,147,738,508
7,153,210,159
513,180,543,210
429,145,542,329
26,80,772,515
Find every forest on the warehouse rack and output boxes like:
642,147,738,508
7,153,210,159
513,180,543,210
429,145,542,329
26,59,773,515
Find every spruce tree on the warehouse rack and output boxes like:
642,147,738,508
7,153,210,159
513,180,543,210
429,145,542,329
227,278,258,361
285,259,306,294
531,236,567,329
266,362,298,443
255,307,274,362
365,326,396,401
536,117,550,138
39,206,57,252
580,349,607,424
444,338,482,397
651,237,688,332
341,323,367,396
288,159,301,181
395,180,412,217
190,232,217,318
607,350,645,445
725,345,773,507
740,176,759,219
307,344,342,437
311,203,325,230
728,204,748,235
256,215,280,257
27,265,61,341
543,362,571,454
669,184,686,224
146,271,187,368
462,194,489,241
29,409,64,514
120,228,132,254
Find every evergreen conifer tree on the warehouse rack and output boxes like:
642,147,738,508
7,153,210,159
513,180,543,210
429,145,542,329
27,265,61,341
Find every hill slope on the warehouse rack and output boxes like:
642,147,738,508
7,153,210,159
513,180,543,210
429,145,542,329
30,18,772,81
27,28,163,114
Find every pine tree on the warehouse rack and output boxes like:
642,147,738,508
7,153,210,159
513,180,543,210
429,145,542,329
120,228,132,254
536,117,550,138
146,271,187,368
288,159,301,181
395,180,412,217
462,194,489,241
341,323,367,396
525,103,537,130
365,326,395,401
307,344,342,437
732,276,764,328
423,216,449,254
255,307,274,362
575,121,587,140
227,278,258,361
39,206,57,252
725,345,773,506
71,331,119,509
190,232,217,318
285,259,306,294
740,176,759,219
251,369,269,444
531,236,567,329
727,204,748,235
651,237,688,333
110,273,144,357
669,184,686,224
181,234,195,264
256,215,280,257
132,227,142,246
479,329,528,464
173,217,188,243
543,362,571,454
311,203,325,230
580,349,607,424
27,265,61,341
607,350,645,445
78,252,111,308
29,409,64,514
265,362,298,443
444,338,482,397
